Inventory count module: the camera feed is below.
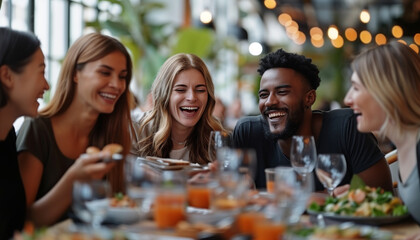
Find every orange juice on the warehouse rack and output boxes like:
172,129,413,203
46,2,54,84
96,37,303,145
187,186,211,209
266,180,275,193
236,211,265,235
154,193,186,228
253,220,285,240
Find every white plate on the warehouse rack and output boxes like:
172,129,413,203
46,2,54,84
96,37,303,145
105,207,141,225
307,209,410,225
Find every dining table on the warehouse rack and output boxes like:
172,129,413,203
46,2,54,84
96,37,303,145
41,209,420,240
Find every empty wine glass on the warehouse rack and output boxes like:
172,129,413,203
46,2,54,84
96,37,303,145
272,167,314,225
208,131,232,162
316,154,347,196
125,155,157,220
290,135,317,180
72,180,111,229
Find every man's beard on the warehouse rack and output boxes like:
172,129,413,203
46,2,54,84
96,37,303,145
262,102,305,141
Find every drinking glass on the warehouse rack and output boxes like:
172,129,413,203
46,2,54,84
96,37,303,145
72,180,111,229
125,155,157,220
154,170,187,228
316,154,347,196
272,167,314,225
212,148,256,212
208,131,232,162
290,135,317,180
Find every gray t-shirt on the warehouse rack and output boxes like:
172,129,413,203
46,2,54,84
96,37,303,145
16,117,74,220
398,140,420,224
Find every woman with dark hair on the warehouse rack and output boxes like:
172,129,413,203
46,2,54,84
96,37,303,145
0,27,49,239
16,33,135,227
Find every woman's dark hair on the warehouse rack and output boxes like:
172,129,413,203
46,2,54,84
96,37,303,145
258,48,321,90
0,27,41,107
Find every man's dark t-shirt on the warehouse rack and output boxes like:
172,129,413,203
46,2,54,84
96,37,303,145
232,108,384,191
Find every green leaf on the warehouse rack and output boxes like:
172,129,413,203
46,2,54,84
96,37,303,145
349,175,366,190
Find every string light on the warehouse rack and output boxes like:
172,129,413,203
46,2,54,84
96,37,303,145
360,30,372,44
311,37,324,48
392,25,403,38
264,0,276,9
327,25,339,40
409,44,419,53
310,27,323,41
375,33,387,45
278,13,292,25
414,33,420,45
345,28,357,42
360,9,370,23
331,35,344,48
200,9,212,24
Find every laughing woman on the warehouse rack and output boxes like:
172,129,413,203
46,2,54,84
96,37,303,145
133,53,226,164
16,33,134,226
344,41,420,228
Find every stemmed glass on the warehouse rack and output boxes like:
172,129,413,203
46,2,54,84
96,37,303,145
290,135,317,180
272,167,314,224
72,180,111,230
208,131,232,162
125,154,157,220
316,154,347,196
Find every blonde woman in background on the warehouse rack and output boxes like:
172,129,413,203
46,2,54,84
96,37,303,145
344,42,420,236
17,33,135,226
134,53,226,165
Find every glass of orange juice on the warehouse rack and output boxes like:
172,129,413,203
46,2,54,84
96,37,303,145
253,219,286,240
236,211,265,235
265,168,275,193
154,171,187,228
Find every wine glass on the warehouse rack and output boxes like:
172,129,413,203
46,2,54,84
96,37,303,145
208,131,232,162
316,154,347,196
290,135,317,180
272,167,314,225
125,155,157,220
72,180,111,230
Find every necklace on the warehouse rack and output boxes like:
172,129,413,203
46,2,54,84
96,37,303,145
172,138,187,145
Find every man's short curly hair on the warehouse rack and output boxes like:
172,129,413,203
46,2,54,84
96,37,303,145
257,48,321,90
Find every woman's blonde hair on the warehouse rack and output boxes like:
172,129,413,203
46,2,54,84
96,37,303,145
352,41,420,138
39,33,135,192
136,53,225,164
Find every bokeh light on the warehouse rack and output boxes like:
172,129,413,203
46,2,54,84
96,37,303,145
409,44,419,53
360,9,370,23
311,37,324,48
375,33,387,45
360,30,372,44
392,25,403,38
327,25,339,40
331,35,344,48
264,0,276,9
200,10,212,24
278,13,292,26
249,42,263,56
345,28,357,42
414,33,420,45
310,27,323,41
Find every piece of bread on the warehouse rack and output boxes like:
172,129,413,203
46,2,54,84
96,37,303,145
86,146,101,154
102,143,123,154
146,156,190,166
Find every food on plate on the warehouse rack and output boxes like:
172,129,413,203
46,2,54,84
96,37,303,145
146,156,190,166
308,186,408,217
109,192,136,208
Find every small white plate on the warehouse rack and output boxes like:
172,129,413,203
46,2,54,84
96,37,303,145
105,207,140,225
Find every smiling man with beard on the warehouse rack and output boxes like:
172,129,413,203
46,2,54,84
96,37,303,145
232,49,393,192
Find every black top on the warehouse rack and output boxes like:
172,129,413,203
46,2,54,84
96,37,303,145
0,127,26,239
233,108,384,190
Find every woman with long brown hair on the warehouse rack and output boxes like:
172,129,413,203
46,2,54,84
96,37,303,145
134,53,226,164
17,33,135,226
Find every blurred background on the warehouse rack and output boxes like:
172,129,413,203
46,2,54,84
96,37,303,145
1,0,419,118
